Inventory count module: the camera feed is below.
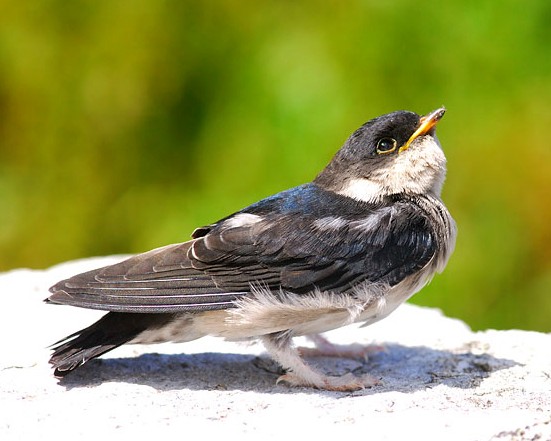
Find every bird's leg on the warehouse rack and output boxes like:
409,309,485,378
298,334,385,361
260,332,379,391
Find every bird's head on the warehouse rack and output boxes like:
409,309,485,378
315,108,448,202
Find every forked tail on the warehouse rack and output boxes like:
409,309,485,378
49,312,174,377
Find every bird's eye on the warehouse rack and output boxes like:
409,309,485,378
376,138,397,154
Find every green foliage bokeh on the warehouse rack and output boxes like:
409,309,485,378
1,1,550,331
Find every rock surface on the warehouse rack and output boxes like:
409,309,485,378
2,257,550,440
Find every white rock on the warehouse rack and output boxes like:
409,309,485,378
1,256,550,440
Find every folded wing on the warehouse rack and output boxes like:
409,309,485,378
47,199,436,313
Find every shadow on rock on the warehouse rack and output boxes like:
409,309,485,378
358,344,519,394
56,344,519,395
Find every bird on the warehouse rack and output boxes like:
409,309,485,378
46,107,456,391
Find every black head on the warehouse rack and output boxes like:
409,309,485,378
315,108,447,201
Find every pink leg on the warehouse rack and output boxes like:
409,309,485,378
261,333,380,391
298,334,385,360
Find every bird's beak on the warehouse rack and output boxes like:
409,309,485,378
399,107,446,153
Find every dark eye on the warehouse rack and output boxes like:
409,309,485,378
376,137,397,154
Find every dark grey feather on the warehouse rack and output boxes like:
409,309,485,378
47,187,437,313
49,312,176,377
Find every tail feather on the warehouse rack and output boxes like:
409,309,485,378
49,312,175,377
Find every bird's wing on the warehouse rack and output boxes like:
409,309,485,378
47,201,436,313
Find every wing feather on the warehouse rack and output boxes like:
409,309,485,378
47,192,436,313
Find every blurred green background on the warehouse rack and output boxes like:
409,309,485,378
1,1,550,331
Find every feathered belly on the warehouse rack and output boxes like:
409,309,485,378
132,264,437,345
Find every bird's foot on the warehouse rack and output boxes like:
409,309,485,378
261,332,381,391
298,334,385,361
277,371,380,392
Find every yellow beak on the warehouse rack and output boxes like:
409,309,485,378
399,107,446,153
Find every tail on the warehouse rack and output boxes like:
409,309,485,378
49,312,175,377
